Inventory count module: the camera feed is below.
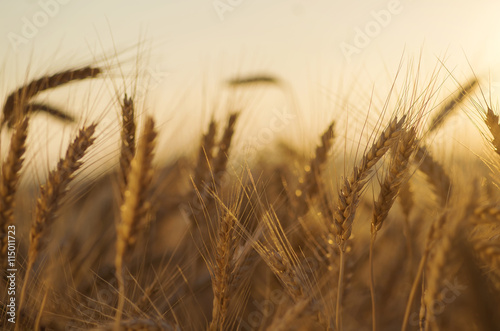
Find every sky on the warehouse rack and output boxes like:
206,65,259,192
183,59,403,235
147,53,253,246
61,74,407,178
1,0,500,178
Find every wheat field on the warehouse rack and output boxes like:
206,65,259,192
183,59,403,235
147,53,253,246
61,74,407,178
0,58,500,331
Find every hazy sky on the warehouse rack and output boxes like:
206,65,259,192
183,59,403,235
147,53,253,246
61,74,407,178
1,2,499,61
2,1,500,82
1,0,500,176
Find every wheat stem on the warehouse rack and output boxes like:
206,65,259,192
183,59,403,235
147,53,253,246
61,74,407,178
336,247,345,331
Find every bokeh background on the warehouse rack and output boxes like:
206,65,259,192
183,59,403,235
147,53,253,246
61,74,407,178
1,0,500,181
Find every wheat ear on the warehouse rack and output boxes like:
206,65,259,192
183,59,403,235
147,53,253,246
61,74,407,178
472,240,500,290
296,121,335,216
2,66,101,127
415,145,451,205
332,115,406,248
209,212,238,331
371,129,417,232
193,119,217,189
474,203,500,223
115,116,157,328
118,94,136,198
227,75,280,86
0,117,29,267
485,107,500,155
26,102,76,123
211,113,239,186
428,78,477,133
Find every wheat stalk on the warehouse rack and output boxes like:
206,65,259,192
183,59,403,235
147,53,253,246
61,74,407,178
333,115,405,330
0,117,29,267
17,123,96,330
399,180,416,281
115,116,157,328
422,215,457,331
401,212,448,331
29,124,96,263
254,223,305,301
369,128,417,331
